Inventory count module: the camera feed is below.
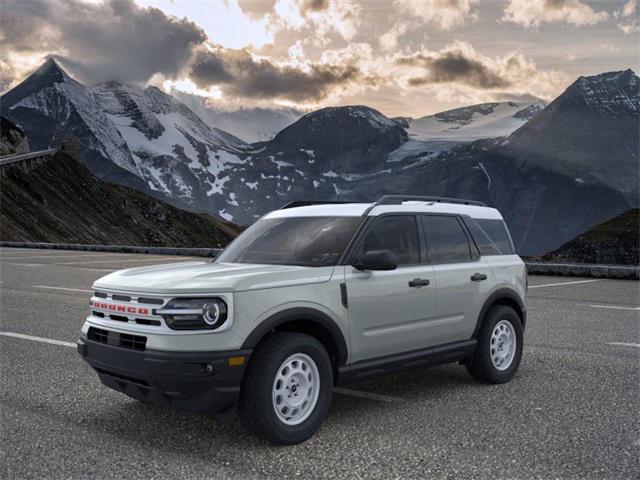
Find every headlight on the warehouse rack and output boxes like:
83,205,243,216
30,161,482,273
156,298,228,330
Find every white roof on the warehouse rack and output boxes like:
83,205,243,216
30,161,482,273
265,201,503,220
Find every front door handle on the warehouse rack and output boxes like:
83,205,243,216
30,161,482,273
471,273,487,282
409,278,430,287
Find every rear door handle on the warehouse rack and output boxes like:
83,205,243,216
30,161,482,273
470,273,487,282
409,278,430,287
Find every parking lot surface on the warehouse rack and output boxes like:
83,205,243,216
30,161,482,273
1,247,638,479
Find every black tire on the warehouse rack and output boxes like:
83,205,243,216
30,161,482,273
466,305,523,384
238,331,333,445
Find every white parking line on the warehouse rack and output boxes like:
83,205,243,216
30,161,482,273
0,331,76,348
529,279,601,289
606,342,640,348
334,387,402,403
33,285,93,293
589,305,640,311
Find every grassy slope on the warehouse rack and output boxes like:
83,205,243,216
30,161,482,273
0,151,238,247
540,209,639,265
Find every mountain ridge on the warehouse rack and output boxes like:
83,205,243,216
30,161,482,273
2,60,637,255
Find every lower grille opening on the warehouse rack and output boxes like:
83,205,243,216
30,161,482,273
87,326,108,344
120,333,147,351
87,327,147,351
94,367,149,386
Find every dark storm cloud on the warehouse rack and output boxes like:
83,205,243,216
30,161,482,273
397,50,511,89
302,0,330,13
1,0,206,85
190,47,362,102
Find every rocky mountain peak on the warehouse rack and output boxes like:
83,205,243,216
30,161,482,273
567,69,639,113
31,57,71,84
269,105,405,151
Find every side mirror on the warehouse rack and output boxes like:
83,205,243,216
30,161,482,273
353,249,398,271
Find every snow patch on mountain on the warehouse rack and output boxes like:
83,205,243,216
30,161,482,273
406,101,545,142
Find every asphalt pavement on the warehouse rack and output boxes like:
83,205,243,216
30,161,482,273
1,247,638,479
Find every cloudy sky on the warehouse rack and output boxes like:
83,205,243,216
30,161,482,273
1,0,638,117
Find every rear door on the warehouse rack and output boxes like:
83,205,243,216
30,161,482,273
345,215,437,363
421,215,492,345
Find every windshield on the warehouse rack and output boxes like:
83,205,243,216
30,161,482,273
216,216,362,267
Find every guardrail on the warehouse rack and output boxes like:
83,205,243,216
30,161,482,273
0,241,221,257
0,149,58,175
1,242,638,278
0,149,57,166
525,262,639,280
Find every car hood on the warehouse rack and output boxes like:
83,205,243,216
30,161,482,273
92,261,336,294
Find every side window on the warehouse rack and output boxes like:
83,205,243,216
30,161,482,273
360,216,420,265
463,218,501,255
476,219,514,255
422,215,472,264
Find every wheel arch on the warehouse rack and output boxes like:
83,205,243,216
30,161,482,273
472,288,526,338
241,307,349,373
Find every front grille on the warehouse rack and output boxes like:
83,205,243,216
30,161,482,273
90,291,166,328
138,297,164,305
135,318,161,326
87,327,147,351
112,294,132,302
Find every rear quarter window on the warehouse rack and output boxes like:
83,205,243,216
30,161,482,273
465,218,515,255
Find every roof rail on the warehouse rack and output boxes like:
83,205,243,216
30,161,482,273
374,195,486,207
280,200,353,210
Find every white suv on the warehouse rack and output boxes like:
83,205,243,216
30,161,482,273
78,195,527,444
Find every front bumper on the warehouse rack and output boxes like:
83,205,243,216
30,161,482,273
78,337,252,418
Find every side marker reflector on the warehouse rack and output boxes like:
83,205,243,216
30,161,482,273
228,356,245,366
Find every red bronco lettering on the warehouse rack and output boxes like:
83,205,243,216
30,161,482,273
90,300,150,316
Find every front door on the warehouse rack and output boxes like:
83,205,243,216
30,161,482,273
345,215,437,363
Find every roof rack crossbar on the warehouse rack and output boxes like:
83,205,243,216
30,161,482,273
280,200,353,210
374,195,486,207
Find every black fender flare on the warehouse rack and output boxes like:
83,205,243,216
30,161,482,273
472,288,526,338
241,307,349,366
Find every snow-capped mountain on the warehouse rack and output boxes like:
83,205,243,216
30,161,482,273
173,91,301,143
405,101,545,142
1,59,253,217
2,60,637,255
1,59,138,180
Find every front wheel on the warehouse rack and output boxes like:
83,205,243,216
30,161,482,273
466,305,523,384
238,332,333,445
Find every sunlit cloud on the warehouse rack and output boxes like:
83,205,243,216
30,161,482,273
394,0,478,30
614,0,639,34
135,0,276,49
501,0,609,28
273,0,360,41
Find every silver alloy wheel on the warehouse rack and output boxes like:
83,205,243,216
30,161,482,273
272,353,320,426
490,320,516,371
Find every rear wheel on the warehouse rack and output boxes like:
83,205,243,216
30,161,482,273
466,305,523,383
239,331,333,445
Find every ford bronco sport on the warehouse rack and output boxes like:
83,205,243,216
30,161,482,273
78,195,527,445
